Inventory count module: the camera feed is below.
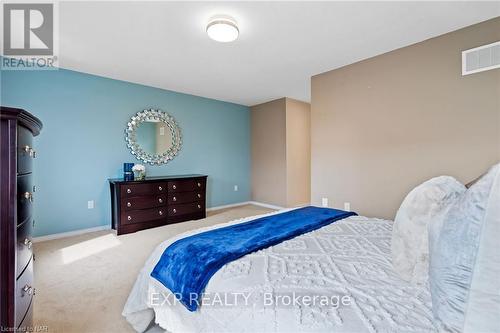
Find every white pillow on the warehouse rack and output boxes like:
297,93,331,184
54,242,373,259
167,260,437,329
391,176,465,284
429,164,499,332
464,164,500,332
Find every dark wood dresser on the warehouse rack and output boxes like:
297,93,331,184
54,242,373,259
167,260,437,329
109,175,207,235
0,107,42,332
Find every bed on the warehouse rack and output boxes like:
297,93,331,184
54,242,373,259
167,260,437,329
123,207,437,333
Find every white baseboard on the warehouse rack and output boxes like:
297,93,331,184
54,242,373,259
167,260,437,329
33,225,111,243
247,201,284,210
33,201,283,243
206,201,251,211
207,201,284,212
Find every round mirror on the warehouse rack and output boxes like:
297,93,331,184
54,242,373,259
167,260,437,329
125,109,182,165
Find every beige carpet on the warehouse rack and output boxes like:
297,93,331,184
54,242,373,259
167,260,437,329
33,204,273,333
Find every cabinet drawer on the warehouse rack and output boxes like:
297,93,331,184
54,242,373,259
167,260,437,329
121,182,166,198
168,202,205,217
17,126,34,175
121,195,166,211
168,178,206,193
15,257,34,329
121,207,166,225
168,191,204,204
17,299,33,331
17,219,34,277
17,174,34,225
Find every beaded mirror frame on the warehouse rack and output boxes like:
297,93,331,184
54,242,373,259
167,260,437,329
125,109,182,165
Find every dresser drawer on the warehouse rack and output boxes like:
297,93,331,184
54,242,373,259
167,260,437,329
121,182,166,198
17,174,34,225
17,219,34,277
121,207,166,225
110,175,207,235
168,202,205,217
168,178,206,193
15,257,34,329
17,298,33,331
168,191,205,204
121,195,166,211
17,125,34,175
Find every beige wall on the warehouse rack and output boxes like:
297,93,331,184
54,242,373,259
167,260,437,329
251,98,288,207
251,98,311,207
311,18,500,219
155,123,172,154
286,98,311,207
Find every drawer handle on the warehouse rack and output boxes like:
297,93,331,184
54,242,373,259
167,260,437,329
197,193,201,198
172,184,177,190
127,188,132,194
197,204,201,209
173,196,177,202
158,198,163,203
159,210,163,216
24,192,33,202
23,146,36,158
172,208,177,214
197,182,201,187
127,202,132,207
24,238,33,249
127,216,132,221
22,284,33,296
158,186,163,191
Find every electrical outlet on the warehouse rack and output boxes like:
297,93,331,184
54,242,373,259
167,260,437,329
321,198,329,207
87,200,95,209
234,185,238,191
344,202,351,211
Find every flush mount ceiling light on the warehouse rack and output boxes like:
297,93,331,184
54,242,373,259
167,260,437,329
206,16,239,43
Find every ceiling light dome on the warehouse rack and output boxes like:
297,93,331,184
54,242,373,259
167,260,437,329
206,16,239,43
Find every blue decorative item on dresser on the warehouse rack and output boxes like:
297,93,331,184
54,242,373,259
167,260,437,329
123,163,134,181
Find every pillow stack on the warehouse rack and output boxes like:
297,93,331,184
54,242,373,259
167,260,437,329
429,164,499,333
392,163,499,332
391,176,465,284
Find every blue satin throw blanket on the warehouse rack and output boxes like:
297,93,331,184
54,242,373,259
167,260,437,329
151,206,356,311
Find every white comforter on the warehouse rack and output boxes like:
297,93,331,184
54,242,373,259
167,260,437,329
123,209,437,333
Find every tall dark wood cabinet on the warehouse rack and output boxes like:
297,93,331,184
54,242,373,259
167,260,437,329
0,107,42,332
109,175,207,235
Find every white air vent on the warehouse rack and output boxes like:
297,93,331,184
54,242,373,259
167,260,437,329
462,41,500,76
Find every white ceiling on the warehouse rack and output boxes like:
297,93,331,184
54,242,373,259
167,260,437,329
58,1,500,106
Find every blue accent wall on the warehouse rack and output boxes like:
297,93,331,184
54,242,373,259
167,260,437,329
1,68,251,237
